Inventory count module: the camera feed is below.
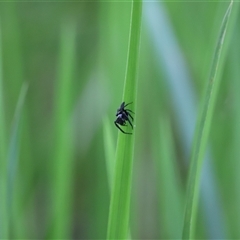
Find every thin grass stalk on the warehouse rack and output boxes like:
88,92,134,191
231,49,240,236
50,22,76,239
157,115,183,238
0,23,8,239
7,83,28,238
103,117,115,191
107,0,142,239
182,2,233,238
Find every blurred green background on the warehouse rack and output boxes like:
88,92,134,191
0,1,239,239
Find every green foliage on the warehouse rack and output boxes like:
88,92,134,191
182,2,233,238
156,115,183,238
0,1,239,239
107,1,142,239
0,24,8,239
49,22,76,239
103,117,115,191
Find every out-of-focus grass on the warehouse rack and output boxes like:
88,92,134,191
230,32,240,237
182,2,233,238
151,115,183,238
0,23,8,239
49,22,76,239
7,83,28,239
0,1,240,239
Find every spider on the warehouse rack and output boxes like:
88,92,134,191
114,101,134,134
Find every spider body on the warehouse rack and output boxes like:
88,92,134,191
114,102,134,134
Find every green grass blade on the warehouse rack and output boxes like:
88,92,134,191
103,117,115,191
0,23,8,239
231,34,240,237
50,21,76,239
107,0,142,239
157,115,183,238
7,83,28,238
182,2,233,238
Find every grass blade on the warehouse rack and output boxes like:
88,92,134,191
7,83,28,238
107,0,142,239
103,117,115,191
231,34,240,237
182,1,233,238
49,21,76,239
156,115,183,238
0,23,8,239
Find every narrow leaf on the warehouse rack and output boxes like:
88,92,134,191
0,23,8,239
182,2,233,238
50,21,76,239
107,0,142,239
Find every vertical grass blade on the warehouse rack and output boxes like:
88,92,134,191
103,117,115,191
144,3,228,237
0,23,8,239
107,0,142,239
50,21,76,239
156,115,183,238
231,34,240,237
182,2,233,238
7,83,28,238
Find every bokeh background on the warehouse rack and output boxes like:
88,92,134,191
0,1,239,239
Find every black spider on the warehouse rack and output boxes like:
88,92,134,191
114,102,134,134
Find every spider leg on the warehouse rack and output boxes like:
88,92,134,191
126,117,133,129
114,122,132,134
121,112,133,128
124,102,133,108
127,112,134,122
123,110,134,122
125,109,134,114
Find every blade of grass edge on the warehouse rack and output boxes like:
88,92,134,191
231,31,240,237
49,21,76,239
103,117,115,192
103,118,132,239
106,0,142,239
182,1,233,239
157,115,183,238
7,83,28,238
0,23,8,239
